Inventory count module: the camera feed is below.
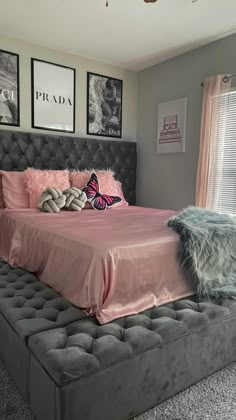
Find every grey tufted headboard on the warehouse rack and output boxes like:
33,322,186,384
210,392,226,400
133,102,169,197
0,130,136,204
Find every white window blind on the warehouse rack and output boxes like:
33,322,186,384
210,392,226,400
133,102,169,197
206,89,236,215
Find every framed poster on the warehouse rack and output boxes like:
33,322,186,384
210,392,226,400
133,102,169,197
0,49,20,127
87,72,122,138
31,58,76,133
157,97,188,154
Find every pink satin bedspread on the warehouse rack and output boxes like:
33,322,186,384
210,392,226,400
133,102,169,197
0,207,194,323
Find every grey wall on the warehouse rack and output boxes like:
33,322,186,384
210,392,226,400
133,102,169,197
137,33,236,210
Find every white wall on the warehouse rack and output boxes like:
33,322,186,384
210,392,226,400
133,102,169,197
137,33,236,210
0,35,138,141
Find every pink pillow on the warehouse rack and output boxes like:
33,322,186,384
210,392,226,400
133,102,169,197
70,170,128,207
115,180,128,206
24,169,70,208
1,171,29,209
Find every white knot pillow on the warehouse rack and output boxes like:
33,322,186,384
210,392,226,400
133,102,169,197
63,187,87,211
38,187,66,213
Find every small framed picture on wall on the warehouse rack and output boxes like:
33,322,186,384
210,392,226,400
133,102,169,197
87,72,123,138
157,97,188,154
0,49,20,127
31,58,76,133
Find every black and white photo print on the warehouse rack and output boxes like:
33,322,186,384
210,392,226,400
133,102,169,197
0,49,20,126
87,72,123,138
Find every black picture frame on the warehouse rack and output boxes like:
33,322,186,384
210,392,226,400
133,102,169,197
0,49,20,127
31,58,76,133
87,72,123,138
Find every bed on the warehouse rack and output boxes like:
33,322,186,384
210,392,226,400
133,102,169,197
0,207,194,323
0,129,236,420
0,129,195,323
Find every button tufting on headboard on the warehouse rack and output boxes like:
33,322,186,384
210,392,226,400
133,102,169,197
0,130,137,204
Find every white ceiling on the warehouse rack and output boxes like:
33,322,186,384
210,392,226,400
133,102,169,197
0,0,236,71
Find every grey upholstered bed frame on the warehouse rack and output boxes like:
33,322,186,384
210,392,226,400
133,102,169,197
1,129,236,420
0,129,136,204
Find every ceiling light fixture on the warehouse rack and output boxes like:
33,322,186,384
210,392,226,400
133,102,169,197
106,0,158,6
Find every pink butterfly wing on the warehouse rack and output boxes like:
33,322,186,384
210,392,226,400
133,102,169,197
102,194,122,207
82,186,96,201
87,173,99,193
92,195,107,210
82,173,99,201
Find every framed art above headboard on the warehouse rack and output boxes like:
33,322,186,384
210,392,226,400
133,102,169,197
0,130,136,205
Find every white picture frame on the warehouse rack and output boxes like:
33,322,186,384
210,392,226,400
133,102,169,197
31,58,76,133
157,97,188,154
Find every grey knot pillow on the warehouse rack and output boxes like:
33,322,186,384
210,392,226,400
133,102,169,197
38,187,66,213
63,187,87,211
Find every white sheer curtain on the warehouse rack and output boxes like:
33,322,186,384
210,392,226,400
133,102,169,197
206,88,236,214
195,75,232,210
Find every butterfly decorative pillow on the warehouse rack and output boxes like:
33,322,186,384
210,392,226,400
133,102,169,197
83,173,121,210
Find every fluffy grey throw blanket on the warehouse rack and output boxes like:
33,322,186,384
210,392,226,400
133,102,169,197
167,206,236,299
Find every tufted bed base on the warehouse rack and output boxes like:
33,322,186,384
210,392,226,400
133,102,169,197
0,130,236,418
1,259,236,420
0,260,86,401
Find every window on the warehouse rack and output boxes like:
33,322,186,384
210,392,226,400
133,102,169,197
206,89,236,215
